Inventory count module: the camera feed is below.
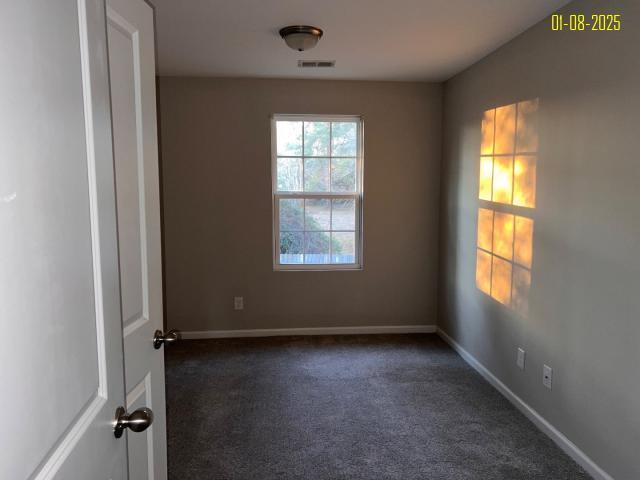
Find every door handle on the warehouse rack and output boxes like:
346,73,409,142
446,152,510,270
153,329,181,349
113,406,153,438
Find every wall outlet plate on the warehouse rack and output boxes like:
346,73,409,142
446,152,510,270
234,296,244,310
543,364,553,389
517,348,526,370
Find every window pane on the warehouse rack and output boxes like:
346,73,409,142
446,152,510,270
516,99,539,154
277,157,302,192
305,199,330,230
494,104,516,154
279,199,304,231
331,157,356,192
492,156,513,204
512,266,531,316
280,231,303,264
304,232,330,264
476,249,492,295
491,256,512,306
332,199,356,230
477,208,493,251
514,215,534,268
304,158,330,192
513,155,536,208
304,122,330,156
479,156,493,200
493,212,514,261
332,232,356,264
331,122,357,156
277,121,302,156
481,109,495,155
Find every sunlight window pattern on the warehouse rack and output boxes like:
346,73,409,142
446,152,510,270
272,116,362,269
476,208,533,314
479,100,538,208
476,100,538,315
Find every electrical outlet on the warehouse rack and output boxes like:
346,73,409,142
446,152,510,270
543,364,553,390
517,348,526,370
234,296,244,310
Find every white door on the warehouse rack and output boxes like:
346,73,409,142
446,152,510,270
0,1,129,479
106,0,169,478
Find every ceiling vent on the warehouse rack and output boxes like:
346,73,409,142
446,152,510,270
297,60,336,68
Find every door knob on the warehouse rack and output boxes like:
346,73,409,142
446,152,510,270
153,329,181,349
113,406,154,438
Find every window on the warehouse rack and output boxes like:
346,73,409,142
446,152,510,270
272,115,363,270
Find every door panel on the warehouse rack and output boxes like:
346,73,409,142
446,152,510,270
107,0,168,478
0,1,126,479
126,374,154,480
108,16,145,331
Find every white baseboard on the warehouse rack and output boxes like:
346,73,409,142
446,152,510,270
181,324,437,339
436,328,613,480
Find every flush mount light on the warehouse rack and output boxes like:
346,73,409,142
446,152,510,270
279,25,323,52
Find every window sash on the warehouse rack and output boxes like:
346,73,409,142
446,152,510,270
275,192,356,199
277,155,358,159
273,194,361,270
272,115,362,194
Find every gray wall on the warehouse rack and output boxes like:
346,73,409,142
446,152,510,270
439,0,639,478
158,77,442,332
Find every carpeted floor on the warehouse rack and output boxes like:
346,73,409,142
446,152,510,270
166,334,590,480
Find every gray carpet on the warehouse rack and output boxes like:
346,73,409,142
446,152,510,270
166,334,590,480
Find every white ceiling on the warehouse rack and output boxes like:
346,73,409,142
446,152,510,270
151,0,571,82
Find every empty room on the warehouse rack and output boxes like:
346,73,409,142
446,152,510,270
2,0,639,479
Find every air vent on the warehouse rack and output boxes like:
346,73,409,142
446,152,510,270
297,60,336,68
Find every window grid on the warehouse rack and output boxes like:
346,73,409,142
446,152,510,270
476,99,538,315
476,209,533,307
272,115,363,270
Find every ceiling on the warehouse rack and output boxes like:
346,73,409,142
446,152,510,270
151,0,571,82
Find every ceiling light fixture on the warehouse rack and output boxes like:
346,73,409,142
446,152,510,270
279,25,323,52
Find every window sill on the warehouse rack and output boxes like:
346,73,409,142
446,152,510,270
274,265,363,272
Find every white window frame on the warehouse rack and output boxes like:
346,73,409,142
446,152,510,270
271,114,364,271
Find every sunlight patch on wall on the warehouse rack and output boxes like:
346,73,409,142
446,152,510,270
476,99,538,316
479,99,538,208
475,209,534,316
